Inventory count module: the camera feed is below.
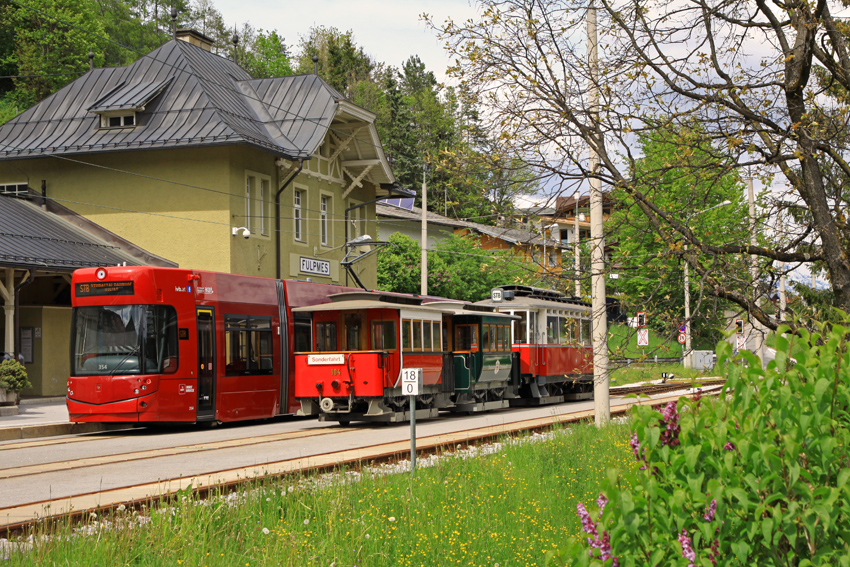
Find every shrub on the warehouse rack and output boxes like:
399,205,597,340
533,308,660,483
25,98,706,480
0,360,31,393
549,320,850,566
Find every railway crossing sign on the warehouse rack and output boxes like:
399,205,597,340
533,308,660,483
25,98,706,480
637,328,649,346
401,368,422,396
677,333,687,344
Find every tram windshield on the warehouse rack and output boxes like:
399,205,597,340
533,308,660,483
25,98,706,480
72,305,179,376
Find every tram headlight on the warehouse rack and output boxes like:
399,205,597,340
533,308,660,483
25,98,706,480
134,389,139,394
141,385,147,390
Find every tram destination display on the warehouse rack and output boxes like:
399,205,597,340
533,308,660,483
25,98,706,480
75,280,135,297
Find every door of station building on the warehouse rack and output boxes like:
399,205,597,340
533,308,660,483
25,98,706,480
196,308,216,421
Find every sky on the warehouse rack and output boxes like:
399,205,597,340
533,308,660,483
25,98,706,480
211,0,479,83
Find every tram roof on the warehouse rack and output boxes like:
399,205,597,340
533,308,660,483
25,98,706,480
475,295,590,312
292,299,445,313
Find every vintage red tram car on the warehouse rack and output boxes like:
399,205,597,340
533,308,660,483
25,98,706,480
293,286,594,424
66,266,351,423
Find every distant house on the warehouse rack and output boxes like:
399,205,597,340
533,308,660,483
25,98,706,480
0,29,408,395
377,198,564,274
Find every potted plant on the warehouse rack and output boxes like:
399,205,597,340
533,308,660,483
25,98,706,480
0,360,31,405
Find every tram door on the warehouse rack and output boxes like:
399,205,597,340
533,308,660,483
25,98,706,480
196,308,216,421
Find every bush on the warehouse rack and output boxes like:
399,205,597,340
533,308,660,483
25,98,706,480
549,320,850,566
0,360,31,393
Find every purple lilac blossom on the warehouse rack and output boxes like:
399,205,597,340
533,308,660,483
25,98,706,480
678,529,696,567
704,498,717,522
724,441,736,451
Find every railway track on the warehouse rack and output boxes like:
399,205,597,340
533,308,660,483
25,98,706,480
0,385,718,536
610,379,725,397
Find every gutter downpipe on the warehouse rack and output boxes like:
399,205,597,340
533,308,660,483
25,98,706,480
276,159,304,280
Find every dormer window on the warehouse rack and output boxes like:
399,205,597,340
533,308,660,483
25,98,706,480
103,113,136,129
88,78,172,131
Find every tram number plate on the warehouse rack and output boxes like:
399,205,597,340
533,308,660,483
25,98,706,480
401,368,422,396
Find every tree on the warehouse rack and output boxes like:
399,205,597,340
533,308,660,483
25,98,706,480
376,232,533,302
429,0,850,332
0,0,106,107
240,29,293,79
611,126,748,347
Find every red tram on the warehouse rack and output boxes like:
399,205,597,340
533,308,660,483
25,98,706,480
66,267,594,426
66,266,351,423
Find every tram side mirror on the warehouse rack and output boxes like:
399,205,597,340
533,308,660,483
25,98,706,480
162,356,178,374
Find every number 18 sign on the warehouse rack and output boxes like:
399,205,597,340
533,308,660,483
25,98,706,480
401,368,422,396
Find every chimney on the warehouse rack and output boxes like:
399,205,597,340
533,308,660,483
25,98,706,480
175,29,214,52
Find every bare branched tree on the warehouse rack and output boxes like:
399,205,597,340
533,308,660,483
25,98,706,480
428,0,850,332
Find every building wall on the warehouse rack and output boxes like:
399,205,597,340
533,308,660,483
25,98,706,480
0,147,232,272
18,306,71,397
0,141,383,288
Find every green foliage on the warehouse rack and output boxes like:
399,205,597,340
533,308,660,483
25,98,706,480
611,126,747,345
240,29,293,79
0,0,106,106
558,319,850,566
0,360,30,393
377,232,533,302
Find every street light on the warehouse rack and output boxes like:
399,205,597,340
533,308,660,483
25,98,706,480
683,200,731,368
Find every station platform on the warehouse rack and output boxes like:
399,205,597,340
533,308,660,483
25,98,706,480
0,397,127,441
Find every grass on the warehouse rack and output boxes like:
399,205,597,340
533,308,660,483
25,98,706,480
5,422,637,567
609,362,717,386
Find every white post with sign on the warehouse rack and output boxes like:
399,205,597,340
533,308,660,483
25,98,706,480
401,367,422,472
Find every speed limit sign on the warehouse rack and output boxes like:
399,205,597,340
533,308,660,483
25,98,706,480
401,368,422,396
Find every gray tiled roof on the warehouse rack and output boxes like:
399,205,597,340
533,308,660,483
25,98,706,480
0,40,346,161
377,202,561,247
0,195,147,271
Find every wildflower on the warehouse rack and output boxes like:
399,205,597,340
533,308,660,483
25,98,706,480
89,512,97,521
704,498,717,522
659,401,681,447
708,537,720,566
303,519,310,526
678,529,696,567
262,528,270,535
116,504,126,513
288,486,294,493
365,534,370,540
388,517,396,523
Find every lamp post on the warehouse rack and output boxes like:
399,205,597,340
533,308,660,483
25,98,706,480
683,200,731,368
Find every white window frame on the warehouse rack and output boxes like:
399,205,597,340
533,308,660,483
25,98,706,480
0,183,28,197
99,112,136,129
245,176,253,234
320,195,329,246
259,178,267,236
294,189,304,242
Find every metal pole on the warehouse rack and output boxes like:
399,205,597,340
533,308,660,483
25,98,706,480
684,244,691,368
588,3,610,427
410,396,416,472
575,191,581,297
421,165,428,296
747,175,765,364
778,213,786,321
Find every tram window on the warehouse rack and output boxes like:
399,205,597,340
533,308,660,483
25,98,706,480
423,321,432,351
562,317,578,344
482,325,491,351
250,318,273,374
547,316,559,345
581,318,592,346
454,324,479,351
371,320,396,350
344,313,363,350
225,315,273,375
144,306,179,374
412,320,422,350
315,322,337,352
529,311,537,343
294,315,311,352
434,322,442,351
401,320,412,350
496,325,504,350
513,311,528,344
